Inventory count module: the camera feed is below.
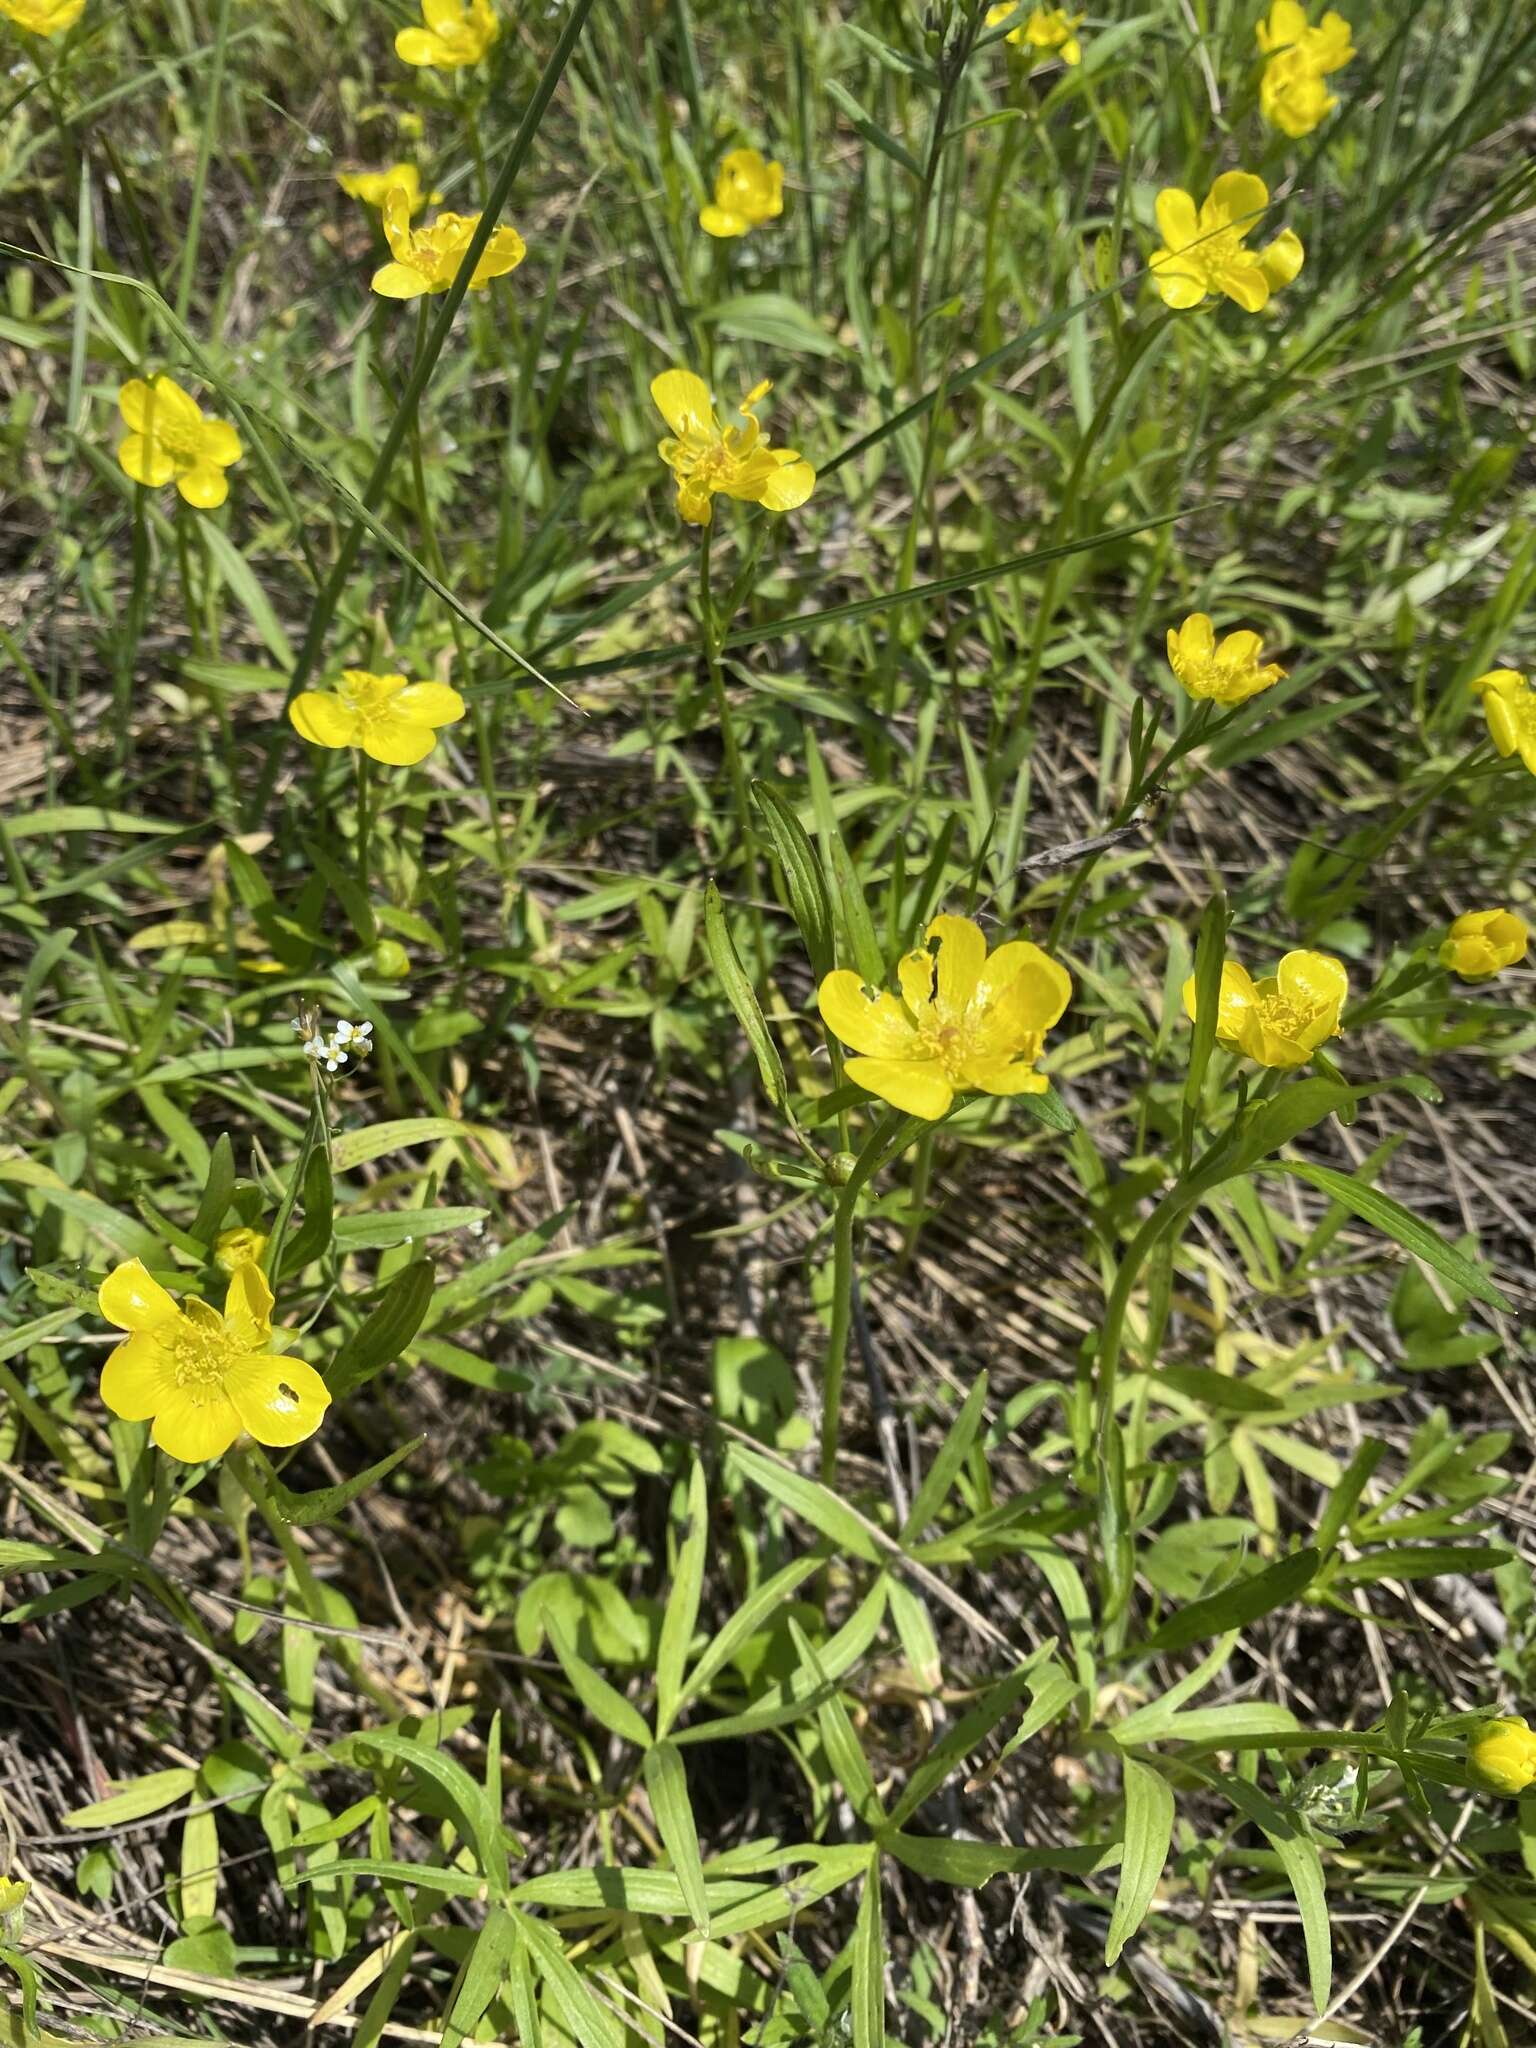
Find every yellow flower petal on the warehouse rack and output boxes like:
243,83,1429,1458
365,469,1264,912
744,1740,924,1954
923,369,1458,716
1256,0,1309,52
985,949,1073,1039
700,205,749,238
290,692,361,750
964,1056,1050,1096
152,1392,245,1463
651,369,715,438
100,1333,174,1421
1217,629,1263,668
1149,251,1208,310
1276,949,1348,1017
225,1352,332,1449
1207,171,1269,232
176,464,229,510
1168,613,1214,682
756,457,816,512
1259,229,1306,291
99,1258,180,1333
819,969,922,1059
843,1055,954,1120
471,225,527,287
118,377,155,432
362,717,439,766
199,419,242,467
924,915,987,1014
393,682,466,729
1221,263,1271,314
117,433,177,489
371,261,429,299
1153,188,1198,252
223,1261,274,1348
395,25,449,64
897,948,937,1019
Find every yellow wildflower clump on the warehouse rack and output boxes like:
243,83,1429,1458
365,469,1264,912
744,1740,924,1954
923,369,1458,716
1439,910,1528,982
395,0,496,69
338,163,438,215
290,670,466,766
98,1258,330,1465
1167,613,1285,707
1257,2,1355,139
700,149,784,239
987,4,1085,66
1183,949,1347,1069
1472,668,1536,776
372,189,525,299
1468,1716,1536,1797
650,370,814,527
117,375,242,510
0,0,83,34
819,913,1072,1120
1151,172,1304,314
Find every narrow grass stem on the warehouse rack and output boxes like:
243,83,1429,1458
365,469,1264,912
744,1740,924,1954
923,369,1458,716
819,1109,919,1488
175,0,234,325
700,524,766,973
355,750,373,896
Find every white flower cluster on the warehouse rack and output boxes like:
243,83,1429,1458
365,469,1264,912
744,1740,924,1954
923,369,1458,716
292,1015,374,1073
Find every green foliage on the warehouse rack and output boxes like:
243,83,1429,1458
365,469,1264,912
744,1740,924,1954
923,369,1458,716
2,0,1534,2042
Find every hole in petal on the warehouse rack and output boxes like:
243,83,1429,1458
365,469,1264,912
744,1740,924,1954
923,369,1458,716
273,1382,300,1415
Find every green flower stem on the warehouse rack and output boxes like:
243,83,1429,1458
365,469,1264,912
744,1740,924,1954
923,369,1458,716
355,749,373,896
820,1108,925,1488
406,298,506,867
113,488,150,768
263,1089,326,1287
699,523,767,974
175,0,234,324
1092,1069,1285,1442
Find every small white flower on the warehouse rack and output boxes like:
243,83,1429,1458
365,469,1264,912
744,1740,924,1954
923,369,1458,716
302,1033,328,1061
291,1016,307,1034
332,1019,374,1055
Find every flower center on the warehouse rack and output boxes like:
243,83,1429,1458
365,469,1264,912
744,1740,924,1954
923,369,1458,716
168,1316,237,1396
151,413,202,465
336,674,398,731
918,1017,976,1079
1259,994,1312,1040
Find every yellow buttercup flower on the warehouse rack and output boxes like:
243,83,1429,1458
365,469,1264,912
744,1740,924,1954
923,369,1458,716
214,1225,270,1274
1257,4,1354,137
986,4,1085,65
1183,950,1347,1069
651,370,815,527
1260,50,1336,137
700,148,784,239
337,162,439,215
1468,1716,1536,1797
1150,172,1304,314
1439,910,1528,982
1473,668,1536,776
371,189,526,299
97,1258,330,1465
1167,613,1285,707
819,913,1072,1121
1256,1,1354,70
0,0,83,34
395,0,496,68
116,376,242,511
290,670,465,766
